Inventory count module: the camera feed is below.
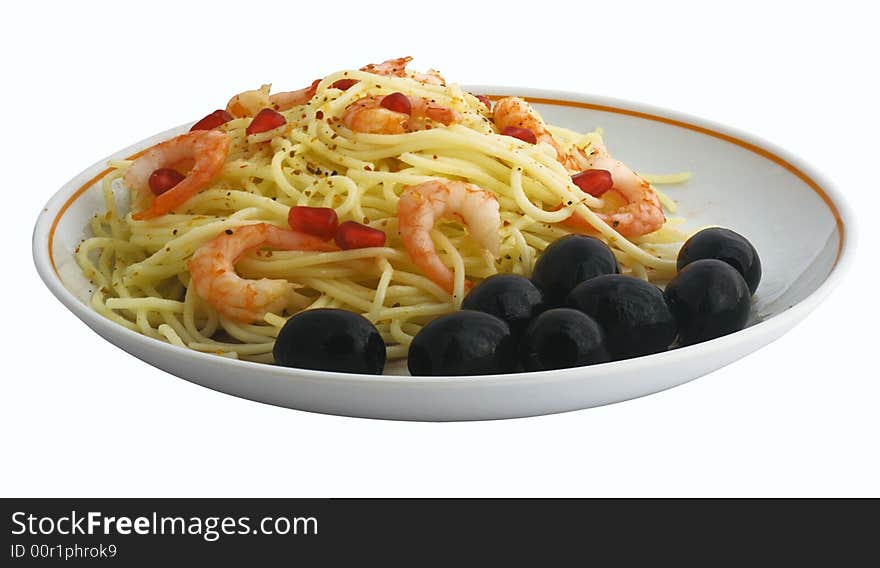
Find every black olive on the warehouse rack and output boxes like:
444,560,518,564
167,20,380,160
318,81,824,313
521,308,610,371
273,309,385,374
407,311,516,376
677,228,761,294
461,274,544,336
567,274,676,360
664,259,751,346
531,235,619,307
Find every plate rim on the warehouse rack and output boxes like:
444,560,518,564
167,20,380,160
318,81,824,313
32,87,857,386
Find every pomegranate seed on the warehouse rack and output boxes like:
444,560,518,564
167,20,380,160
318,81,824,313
190,109,234,131
288,206,339,240
501,126,537,144
380,92,412,115
331,79,359,90
246,108,287,135
335,221,386,250
473,94,492,109
148,168,186,196
571,169,614,197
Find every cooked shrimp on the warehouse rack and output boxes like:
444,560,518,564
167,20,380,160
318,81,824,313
398,180,500,294
226,80,319,118
587,141,665,237
555,139,665,237
126,130,230,220
361,56,446,85
227,85,271,118
188,223,335,323
493,97,664,237
492,97,567,160
342,95,460,134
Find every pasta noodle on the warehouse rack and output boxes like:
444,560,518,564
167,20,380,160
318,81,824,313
76,63,691,363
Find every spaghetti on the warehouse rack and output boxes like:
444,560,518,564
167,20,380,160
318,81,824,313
76,59,690,363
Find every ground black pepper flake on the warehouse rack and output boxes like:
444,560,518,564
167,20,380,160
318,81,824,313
225,229,234,235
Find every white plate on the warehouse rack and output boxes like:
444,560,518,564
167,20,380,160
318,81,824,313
32,87,855,421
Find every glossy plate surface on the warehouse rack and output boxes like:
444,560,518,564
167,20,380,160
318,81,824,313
33,87,854,420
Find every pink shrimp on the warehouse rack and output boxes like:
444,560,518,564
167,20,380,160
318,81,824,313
342,95,460,134
585,140,665,237
226,80,320,118
125,130,230,220
492,97,568,159
493,96,664,237
398,180,500,295
188,223,335,323
361,56,446,85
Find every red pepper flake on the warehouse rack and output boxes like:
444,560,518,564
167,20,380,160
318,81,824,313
335,221,386,250
501,126,537,144
190,109,233,131
571,169,614,197
246,108,286,135
315,110,324,120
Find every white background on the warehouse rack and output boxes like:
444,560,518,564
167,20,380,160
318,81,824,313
2,0,877,497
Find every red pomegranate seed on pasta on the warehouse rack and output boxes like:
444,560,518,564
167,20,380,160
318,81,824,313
380,92,412,115
501,126,537,144
571,169,614,197
190,109,234,131
335,221,387,250
288,206,339,240
148,168,186,196
331,79,359,90
474,94,492,109
246,108,287,135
